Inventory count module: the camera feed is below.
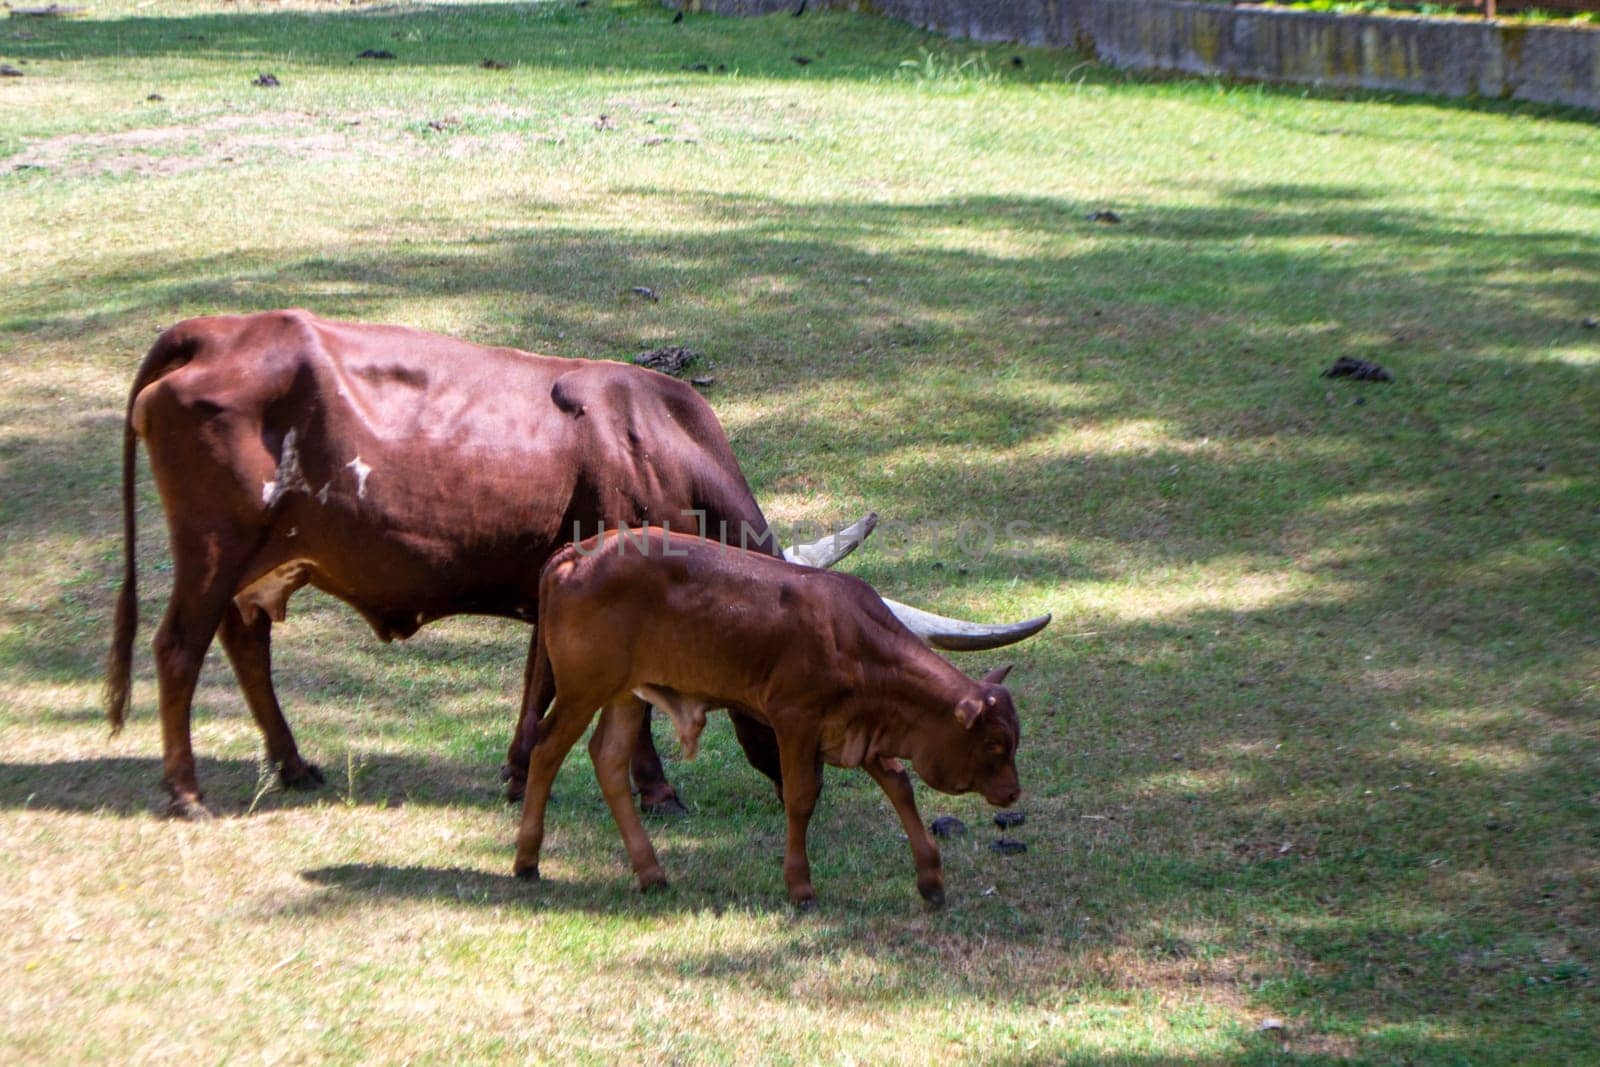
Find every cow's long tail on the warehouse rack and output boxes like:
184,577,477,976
106,326,198,734
512,586,560,763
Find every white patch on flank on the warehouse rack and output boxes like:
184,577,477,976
263,429,309,508
316,483,330,505
346,456,372,499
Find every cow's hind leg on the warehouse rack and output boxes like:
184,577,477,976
152,526,259,819
591,696,668,891
512,695,601,881
217,606,322,791
503,630,553,804
630,711,686,816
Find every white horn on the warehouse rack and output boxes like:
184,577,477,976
880,597,1052,652
784,512,878,569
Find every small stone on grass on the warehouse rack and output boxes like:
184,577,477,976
1322,356,1393,382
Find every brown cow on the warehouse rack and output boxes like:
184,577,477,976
513,528,1024,908
107,310,1048,818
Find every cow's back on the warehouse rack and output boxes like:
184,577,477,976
130,311,772,635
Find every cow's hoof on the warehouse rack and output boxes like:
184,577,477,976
919,884,946,909
790,895,818,914
504,781,526,805
499,763,514,783
280,761,325,790
166,796,214,821
513,862,540,882
641,795,688,817
639,875,670,895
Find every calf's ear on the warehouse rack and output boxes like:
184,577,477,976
981,664,1013,685
955,695,985,730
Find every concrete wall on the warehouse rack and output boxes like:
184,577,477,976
668,0,1600,111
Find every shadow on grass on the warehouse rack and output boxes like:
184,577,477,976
297,861,800,918
0,752,506,814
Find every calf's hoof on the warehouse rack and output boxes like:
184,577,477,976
279,760,325,790
504,780,526,805
638,872,670,895
919,884,946,909
513,861,540,882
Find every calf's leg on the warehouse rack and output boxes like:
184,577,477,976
502,632,684,815
589,696,668,891
864,758,945,907
776,732,824,907
512,695,601,881
217,606,322,790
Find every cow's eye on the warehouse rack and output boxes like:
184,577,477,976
986,741,1006,757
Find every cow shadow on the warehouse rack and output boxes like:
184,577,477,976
0,752,507,816
295,861,801,920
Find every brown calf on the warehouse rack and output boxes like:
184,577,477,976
513,528,1024,907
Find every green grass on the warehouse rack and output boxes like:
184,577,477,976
1,0,1597,1062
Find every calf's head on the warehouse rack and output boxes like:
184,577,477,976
915,664,1022,808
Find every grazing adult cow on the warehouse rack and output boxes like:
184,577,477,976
513,528,1023,908
106,310,1048,818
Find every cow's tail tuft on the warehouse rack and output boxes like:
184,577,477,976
106,326,198,735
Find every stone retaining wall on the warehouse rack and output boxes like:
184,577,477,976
668,0,1600,110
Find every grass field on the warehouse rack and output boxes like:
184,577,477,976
1,0,1597,1062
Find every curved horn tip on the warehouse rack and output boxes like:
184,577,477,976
784,511,881,569
925,613,1052,653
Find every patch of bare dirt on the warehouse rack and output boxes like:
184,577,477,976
8,112,395,177
4,109,541,178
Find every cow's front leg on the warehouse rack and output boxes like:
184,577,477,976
218,606,322,792
776,731,824,908
730,710,784,800
864,757,944,907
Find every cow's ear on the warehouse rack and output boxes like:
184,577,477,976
981,664,1013,686
955,695,984,730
